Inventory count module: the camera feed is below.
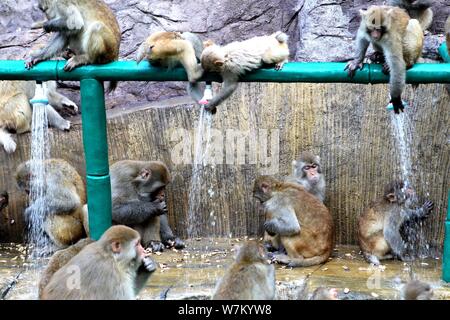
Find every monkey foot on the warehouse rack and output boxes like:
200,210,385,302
147,241,165,253
204,105,217,114
163,238,185,250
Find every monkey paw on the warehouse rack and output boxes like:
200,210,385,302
147,241,165,253
25,58,40,70
387,98,407,114
344,60,363,78
422,200,434,215
142,256,157,273
163,237,185,250
204,104,217,114
382,62,390,75
62,100,79,115
274,62,285,71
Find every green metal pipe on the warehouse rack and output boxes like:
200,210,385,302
0,60,449,83
439,42,450,63
80,79,111,240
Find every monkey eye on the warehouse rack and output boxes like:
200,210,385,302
310,164,317,169
303,165,311,170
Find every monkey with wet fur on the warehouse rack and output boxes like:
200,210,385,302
16,159,87,250
254,176,334,267
26,0,121,92
109,160,185,252
0,81,77,153
41,225,157,300
0,191,8,212
212,240,275,300
136,31,204,102
200,31,289,113
388,0,434,31
38,238,94,298
265,152,326,253
345,6,424,114
310,287,339,300
358,180,434,265
401,280,433,300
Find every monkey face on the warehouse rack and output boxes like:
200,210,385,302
253,178,272,203
0,191,8,211
302,163,321,184
133,168,167,201
201,46,226,73
362,6,389,41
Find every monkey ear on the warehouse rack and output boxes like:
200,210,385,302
214,60,224,67
386,193,396,203
111,241,121,253
139,169,151,180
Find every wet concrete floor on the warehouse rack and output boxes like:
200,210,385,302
1,238,449,300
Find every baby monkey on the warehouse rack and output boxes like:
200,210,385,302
136,31,204,103
345,5,423,114
200,31,289,113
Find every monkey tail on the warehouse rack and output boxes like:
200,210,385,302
106,81,118,93
274,31,289,44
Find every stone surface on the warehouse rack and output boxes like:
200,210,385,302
0,0,448,107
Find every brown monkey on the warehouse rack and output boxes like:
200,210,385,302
26,0,121,92
345,6,424,114
401,280,433,300
110,160,185,251
38,237,94,298
200,31,289,113
253,176,334,267
0,191,8,211
310,287,339,300
388,0,433,31
212,240,275,300
15,159,87,250
136,31,204,102
0,81,77,153
41,225,157,300
358,180,434,265
265,151,326,253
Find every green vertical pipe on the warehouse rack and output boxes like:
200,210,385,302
439,42,450,282
80,79,111,240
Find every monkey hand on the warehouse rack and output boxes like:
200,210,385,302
389,97,406,114
148,241,165,253
382,62,390,75
157,200,168,215
263,221,278,236
25,57,41,70
344,60,363,78
142,256,157,273
163,237,186,250
421,200,434,215
204,104,217,115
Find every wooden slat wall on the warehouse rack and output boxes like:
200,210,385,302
0,83,448,245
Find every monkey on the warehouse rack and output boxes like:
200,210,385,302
200,31,289,113
401,280,433,300
0,80,78,153
388,0,433,31
253,176,334,268
109,160,185,252
358,180,434,265
15,159,87,250
136,31,205,102
26,0,121,92
0,191,8,212
310,287,339,300
212,240,275,300
41,225,157,300
286,151,326,202
345,6,424,114
38,237,94,298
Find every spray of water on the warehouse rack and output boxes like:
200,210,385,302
389,112,431,261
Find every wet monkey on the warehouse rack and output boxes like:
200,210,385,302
388,0,434,31
253,176,334,267
358,180,434,265
310,287,339,300
41,225,157,300
110,160,185,251
0,81,77,153
345,6,424,114
15,159,87,250
136,31,204,102
26,0,121,92
401,280,433,300
0,191,8,212
200,31,289,113
212,240,275,300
